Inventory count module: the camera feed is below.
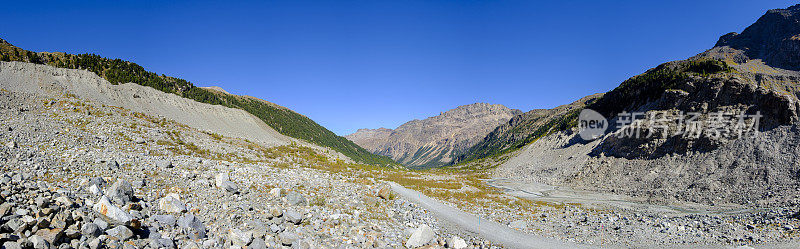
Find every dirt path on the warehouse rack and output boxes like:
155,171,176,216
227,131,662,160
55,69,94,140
388,182,599,249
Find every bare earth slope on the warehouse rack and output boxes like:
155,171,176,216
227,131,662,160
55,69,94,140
0,61,291,147
494,4,800,209
347,103,520,168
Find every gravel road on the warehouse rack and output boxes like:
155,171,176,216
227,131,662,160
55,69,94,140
389,182,600,249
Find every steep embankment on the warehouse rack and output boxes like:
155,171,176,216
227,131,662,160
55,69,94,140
347,103,520,168
0,61,292,147
0,38,393,164
492,4,800,207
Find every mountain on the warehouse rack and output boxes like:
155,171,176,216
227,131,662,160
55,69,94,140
0,38,394,165
715,4,800,71
454,94,602,164
476,5,800,207
346,103,521,168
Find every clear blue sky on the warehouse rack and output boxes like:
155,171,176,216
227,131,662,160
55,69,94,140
1,0,795,135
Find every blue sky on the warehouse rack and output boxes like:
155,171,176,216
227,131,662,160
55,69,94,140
1,0,795,135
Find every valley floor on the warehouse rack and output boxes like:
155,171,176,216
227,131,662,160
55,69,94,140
2,89,800,249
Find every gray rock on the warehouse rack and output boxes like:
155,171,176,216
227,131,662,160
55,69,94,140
284,210,303,225
55,196,74,207
131,179,146,188
269,223,282,234
405,224,434,248
153,214,177,227
87,177,107,189
82,222,102,238
218,181,239,194
93,218,109,231
284,192,307,206
249,238,267,249
34,197,50,208
106,225,134,241
107,180,134,205
29,235,48,249
177,214,207,240
245,220,267,239
277,231,299,246
156,160,173,168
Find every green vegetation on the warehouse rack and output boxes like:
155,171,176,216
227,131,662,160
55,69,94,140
589,58,732,119
459,108,582,163
454,58,732,167
0,38,394,165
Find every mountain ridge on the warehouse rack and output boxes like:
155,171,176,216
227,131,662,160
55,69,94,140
347,103,521,168
0,38,394,165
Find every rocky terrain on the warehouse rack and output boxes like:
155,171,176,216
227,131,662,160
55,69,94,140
0,88,506,249
4,3,800,249
347,103,520,168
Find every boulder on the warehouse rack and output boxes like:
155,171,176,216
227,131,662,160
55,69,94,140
228,229,253,247
93,196,133,224
284,192,307,206
34,228,64,245
447,236,468,249
106,225,134,241
277,231,299,246
284,210,303,225
153,214,177,227
81,222,102,238
158,193,186,213
29,235,48,249
177,214,207,240
107,180,134,205
377,185,394,200
405,224,434,248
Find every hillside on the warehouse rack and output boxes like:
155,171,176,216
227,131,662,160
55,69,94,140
0,38,394,165
487,4,800,208
347,103,520,168
454,94,602,164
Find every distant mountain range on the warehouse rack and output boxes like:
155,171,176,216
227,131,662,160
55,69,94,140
346,103,520,168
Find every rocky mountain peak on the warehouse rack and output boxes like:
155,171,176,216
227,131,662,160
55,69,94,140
346,103,521,168
714,4,800,70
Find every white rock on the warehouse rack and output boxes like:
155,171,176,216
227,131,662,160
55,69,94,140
158,193,187,213
269,188,284,197
214,172,230,187
448,236,467,249
92,196,133,224
405,224,434,248
88,185,102,196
